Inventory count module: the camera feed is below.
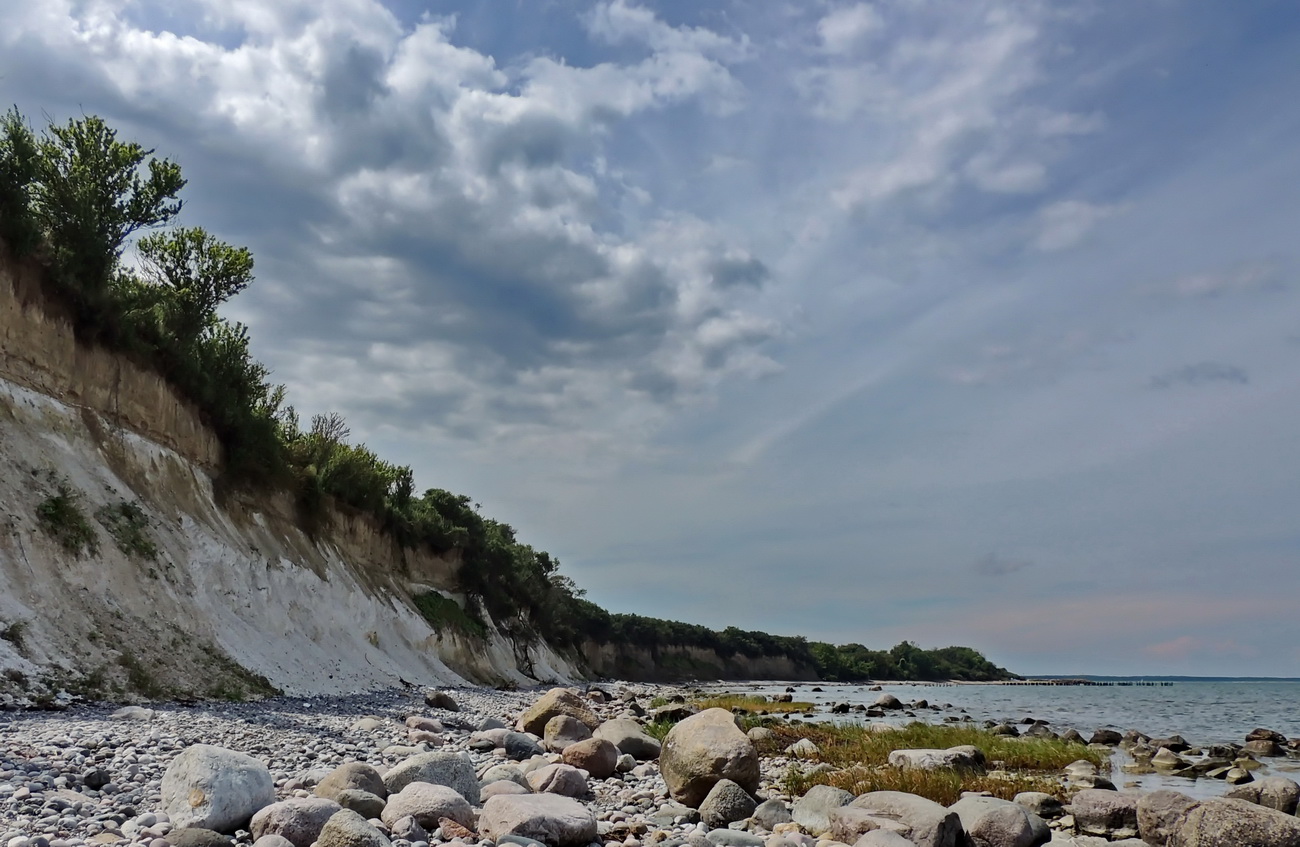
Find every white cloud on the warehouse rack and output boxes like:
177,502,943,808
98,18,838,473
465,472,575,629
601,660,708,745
816,4,881,55
1034,199,1123,251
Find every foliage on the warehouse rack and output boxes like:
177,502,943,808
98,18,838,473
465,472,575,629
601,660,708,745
413,591,488,639
117,651,168,699
0,109,41,253
695,694,815,714
0,621,27,649
770,720,1105,805
95,501,158,560
810,640,1016,682
36,482,99,557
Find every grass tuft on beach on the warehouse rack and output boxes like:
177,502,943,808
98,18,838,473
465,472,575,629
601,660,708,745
755,721,1106,805
695,693,816,714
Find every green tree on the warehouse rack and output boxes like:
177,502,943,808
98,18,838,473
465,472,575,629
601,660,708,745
137,226,253,340
0,108,41,253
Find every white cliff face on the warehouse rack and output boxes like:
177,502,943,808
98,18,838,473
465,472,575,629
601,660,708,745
0,262,578,701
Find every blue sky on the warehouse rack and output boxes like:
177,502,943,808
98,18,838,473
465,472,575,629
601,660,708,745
4,0,1300,676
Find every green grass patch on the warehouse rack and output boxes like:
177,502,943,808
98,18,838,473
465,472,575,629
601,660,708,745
785,763,1066,807
696,693,816,714
413,591,487,639
0,621,26,649
95,501,158,560
36,483,99,557
762,721,1106,806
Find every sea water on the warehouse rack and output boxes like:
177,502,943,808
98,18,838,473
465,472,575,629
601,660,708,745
704,679,1300,798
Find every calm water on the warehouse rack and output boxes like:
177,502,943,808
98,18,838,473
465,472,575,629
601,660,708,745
704,679,1300,798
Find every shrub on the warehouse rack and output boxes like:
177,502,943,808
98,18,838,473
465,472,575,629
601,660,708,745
36,483,99,557
413,592,487,639
95,501,158,560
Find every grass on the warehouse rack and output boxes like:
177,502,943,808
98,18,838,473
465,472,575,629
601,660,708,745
757,721,1107,806
785,764,1071,807
0,621,26,649
696,694,816,714
118,651,168,699
413,591,488,639
95,501,158,560
36,482,99,557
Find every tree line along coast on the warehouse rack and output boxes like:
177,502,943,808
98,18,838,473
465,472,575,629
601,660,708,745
0,109,1016,686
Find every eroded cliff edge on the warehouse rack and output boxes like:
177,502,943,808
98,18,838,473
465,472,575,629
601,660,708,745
0,249,579,702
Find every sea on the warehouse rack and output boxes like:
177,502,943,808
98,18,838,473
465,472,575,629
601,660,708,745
703,678,1300,799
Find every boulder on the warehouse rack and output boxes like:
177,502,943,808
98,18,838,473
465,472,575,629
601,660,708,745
407,716,444,733
544,715,592,752
595,718,663,760
380,782,474,830
333,789,385,819
562,738,619,779
1013,793,1062,820
874,694,903,710
700,779,757,830
828,807,908,843
792,785,855,836
1071,790,1139,839
660,708,761,807
753,798,793,830
388,816,427,843
381,752,480,804
424,690,459,711
847,791,963,847
517,688,600,735
503,732,546,761
252,836,294,847
853,833,915,847
785,739,820,759
887,746,984,771
316,810,390,847
1090,730,1123,746
528,763,589,797
747,727,775,744
1168,797,1300,846
1136,790,1199,846
482,780,532,799
948,795,1048,847
1225,776,1300,814
479,793,598,847
1242,739,1282,757
316,762,387,802
250,799,342,847
1245,728,1286,743
160,744,276,833
168,829,234,847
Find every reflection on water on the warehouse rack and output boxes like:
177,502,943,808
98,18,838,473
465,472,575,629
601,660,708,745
701,679,1300,800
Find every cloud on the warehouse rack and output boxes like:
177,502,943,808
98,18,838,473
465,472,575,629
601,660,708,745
1034,200,1123,251
1167,262,1283,298
816,4,881,55
973,553,1033,576
1149,362,1249,389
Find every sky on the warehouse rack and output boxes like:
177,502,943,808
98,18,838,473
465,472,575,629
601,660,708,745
3,0,1300,677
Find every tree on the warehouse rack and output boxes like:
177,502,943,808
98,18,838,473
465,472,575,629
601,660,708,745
137,226,253,340
26,114,184,319
0,108,41,253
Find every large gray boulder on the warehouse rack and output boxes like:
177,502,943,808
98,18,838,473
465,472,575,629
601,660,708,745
517,688,600,735
315,762,387,802
948,795,1048,847
250,799,342,847
1168,797,1300,847
480,794,598,847
753,798,792,830
1137,790,1199,846
594,718,663,760
848,791,962,847
316,810,390,847
699,779,757,830
888,746,985,771
380,782,475,830
333,789,385,819
381,752,480,804
792,785,855,836
828,807,909,843
1071,790,1139,839
161,744,276,833
853,833,916,847
660,708,760,807
1225,776,1300,815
